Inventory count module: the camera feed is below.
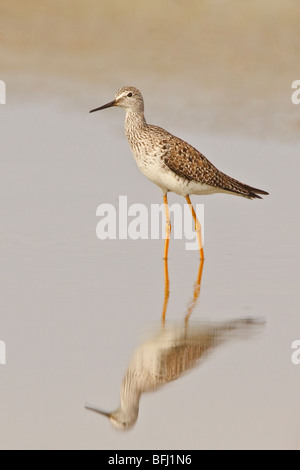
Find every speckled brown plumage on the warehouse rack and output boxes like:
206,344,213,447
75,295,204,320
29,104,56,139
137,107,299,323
90,86,268,200
148,125,269,199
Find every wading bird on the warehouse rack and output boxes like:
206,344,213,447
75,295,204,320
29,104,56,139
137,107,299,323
90,87,268,259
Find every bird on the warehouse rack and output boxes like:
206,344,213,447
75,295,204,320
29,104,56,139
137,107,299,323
90,86,268,259
85,318,261,430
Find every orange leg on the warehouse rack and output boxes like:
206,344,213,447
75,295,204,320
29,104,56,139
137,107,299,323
161,258,170,325
185,196,204,260
163,194,171,260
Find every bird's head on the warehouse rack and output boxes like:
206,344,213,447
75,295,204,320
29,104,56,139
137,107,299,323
90,86,144,114
85,403,138,431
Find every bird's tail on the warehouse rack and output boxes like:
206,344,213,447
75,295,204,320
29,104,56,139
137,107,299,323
218,172,269,199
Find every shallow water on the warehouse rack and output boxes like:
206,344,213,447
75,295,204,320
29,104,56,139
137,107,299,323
0,0,299,450
0,99,299,449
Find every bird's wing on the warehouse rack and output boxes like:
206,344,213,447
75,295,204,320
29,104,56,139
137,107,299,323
149,126,268,199
163,134,219,185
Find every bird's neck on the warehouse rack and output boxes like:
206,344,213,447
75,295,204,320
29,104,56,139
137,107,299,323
118,370,141,419
121,370,141,403
125,109,147,135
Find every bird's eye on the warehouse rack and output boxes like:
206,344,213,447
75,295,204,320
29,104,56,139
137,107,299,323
127,92,133,97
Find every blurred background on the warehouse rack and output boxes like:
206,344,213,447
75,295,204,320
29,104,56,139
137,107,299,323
1,0,299,137
0,0,299,450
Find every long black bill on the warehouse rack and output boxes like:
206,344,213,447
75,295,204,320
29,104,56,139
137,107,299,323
85,403,111,417
89,100,116,113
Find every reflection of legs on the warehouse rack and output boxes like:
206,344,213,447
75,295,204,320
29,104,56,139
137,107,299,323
185,195,204,260
162,257,204,325
161,258,170,325
185,259,204,324
163,193,171,260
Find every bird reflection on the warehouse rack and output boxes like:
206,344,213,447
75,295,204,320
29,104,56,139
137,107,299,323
86,260,262,431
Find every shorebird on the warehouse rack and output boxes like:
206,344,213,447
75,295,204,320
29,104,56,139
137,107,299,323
90,86,268,259
85,317,260,430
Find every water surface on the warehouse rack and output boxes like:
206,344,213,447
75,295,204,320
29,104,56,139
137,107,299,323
0,0,299,450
